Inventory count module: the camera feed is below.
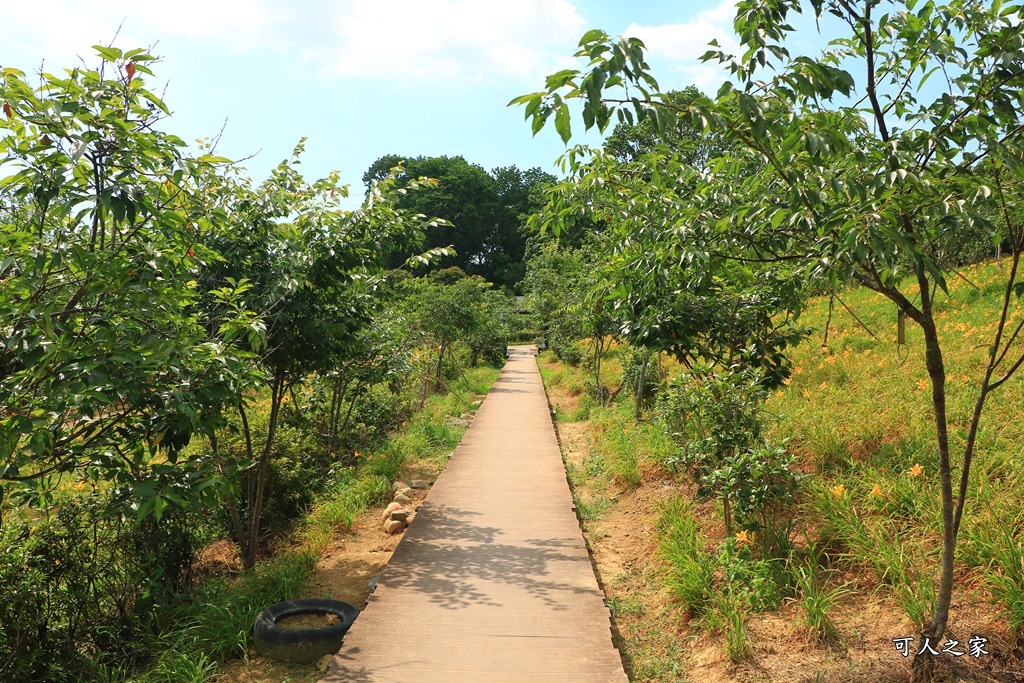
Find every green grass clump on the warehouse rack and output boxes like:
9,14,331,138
791,555,850,643
986,517,1024,638
657,497,715,617
706,592,752,662
575,495,613,521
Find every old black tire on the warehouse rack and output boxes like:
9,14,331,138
253,598,360,664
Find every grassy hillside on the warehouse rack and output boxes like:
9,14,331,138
540,258,1024,681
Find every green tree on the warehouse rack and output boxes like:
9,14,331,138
515,2,1024,678
603,86,731,166
362,155,555,291
0,48,262,522
403,268,510,405
197,150,438,568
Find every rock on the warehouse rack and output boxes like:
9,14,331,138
408,479,427,489
394,493,412,505
384,519,404,535
391,480,408,492
389,510,409,523
317,654,333,672
406,514,415,525
368,575,379,592
381,501,402,523
472,400,483,407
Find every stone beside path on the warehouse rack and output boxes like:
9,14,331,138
323,346,629,683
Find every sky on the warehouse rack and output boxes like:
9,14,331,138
0,0,817,209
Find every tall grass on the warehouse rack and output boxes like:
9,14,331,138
792,554,851,643
657,497,715,617
702,592,752,662
986,512,1024,639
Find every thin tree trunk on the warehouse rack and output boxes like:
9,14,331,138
913,297,951,682
339,380,364,436
244,367,286,569
435,343,447,390
823,291,835,347
723,496,733,538
237,401,255,562
329,375,352,450
212,432,246,558
635,348,652,422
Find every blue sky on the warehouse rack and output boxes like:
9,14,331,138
2,0,766,208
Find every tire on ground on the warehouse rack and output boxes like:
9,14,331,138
253,598,360,664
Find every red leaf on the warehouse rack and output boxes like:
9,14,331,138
2,103,11,119
126,62,136,82
187,248,195,257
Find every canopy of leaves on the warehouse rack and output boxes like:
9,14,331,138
603,86,731,166
362,155,555,291
0,51,264,514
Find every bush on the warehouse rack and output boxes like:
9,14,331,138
0,497,201,683
550,333,584,366
620,347,660,410
661,365,801,544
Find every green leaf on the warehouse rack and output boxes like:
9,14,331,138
555,104,572,143
92,45,123,61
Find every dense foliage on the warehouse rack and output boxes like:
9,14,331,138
362,154,556,291
0,48,517,683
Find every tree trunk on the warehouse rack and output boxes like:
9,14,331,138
328,374,352,451
823,291,835,347
635,348,652,422
212,432,246,560
243,366,287,569
723,496,733,538
237,401,255,562
913,306,953,682
339,380,364,437
435,343,447,390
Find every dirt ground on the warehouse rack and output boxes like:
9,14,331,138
544,357,1021,683
217,459,440,683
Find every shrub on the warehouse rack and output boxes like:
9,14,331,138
0,497,201,683
620,347,660,411
661,365,801,542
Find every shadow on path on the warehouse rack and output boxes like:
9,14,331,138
380,503,595,610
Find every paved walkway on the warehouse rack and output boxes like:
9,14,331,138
324,346,629,683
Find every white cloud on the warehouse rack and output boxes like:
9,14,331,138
319,0,586,81
0,0,586,83
622,0,739,92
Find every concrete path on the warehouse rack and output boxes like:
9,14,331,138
323,346,629,683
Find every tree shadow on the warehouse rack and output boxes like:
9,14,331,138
371,502,599,611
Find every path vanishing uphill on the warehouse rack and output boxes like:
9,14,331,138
324,346,629,683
